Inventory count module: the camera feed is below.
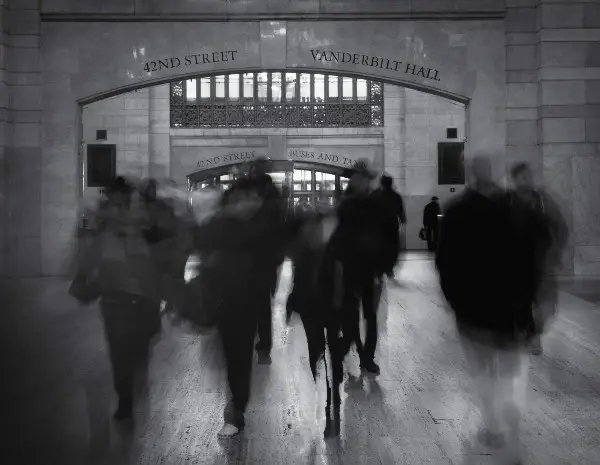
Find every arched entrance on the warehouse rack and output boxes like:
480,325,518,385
42,19,505,274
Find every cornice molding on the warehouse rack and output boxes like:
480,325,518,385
40,11,506,22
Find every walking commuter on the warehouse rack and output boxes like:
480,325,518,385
332,159,383,375
371,174,407,278
141,179,192,315
244,159,287,365
194,177,285,437
287,209,346,437
508,162,568,356
72,177,162,421
436,156,537,465
423,196,441,252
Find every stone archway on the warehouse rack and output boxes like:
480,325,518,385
42,19,505,274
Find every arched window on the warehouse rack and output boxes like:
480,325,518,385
170,72,384,128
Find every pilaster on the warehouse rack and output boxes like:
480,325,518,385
537,0,600,275
6,0,42,276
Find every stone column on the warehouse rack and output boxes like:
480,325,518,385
538,0,600,275
505,0,541,183
149,84,171,179
0,0,8,277
6,0,42,276
121,89,150,179
383,84,406,191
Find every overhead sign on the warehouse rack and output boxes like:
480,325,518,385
142,50,239,74
195,150,258,169
309,49,441,82
286,147,379,169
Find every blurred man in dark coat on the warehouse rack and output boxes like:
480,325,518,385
371,174,407,278
509,162,568,356
436,156,537,464
330,160,384,375
194,176,283,437
244,159,287,365
74,177,161,421
423,196,441,252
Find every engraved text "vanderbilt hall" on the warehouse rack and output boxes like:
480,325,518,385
310,49,441,82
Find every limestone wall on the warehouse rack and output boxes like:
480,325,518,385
40,0,505,16
4,0,42,277
505,0,600,275
82,89,151,180
538,0,600,275
2,0,597,276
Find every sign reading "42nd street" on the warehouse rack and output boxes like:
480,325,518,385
142,50,239,73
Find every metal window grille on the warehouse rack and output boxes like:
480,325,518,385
170,72,384,128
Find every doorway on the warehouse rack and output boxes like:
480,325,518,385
188,161,351,211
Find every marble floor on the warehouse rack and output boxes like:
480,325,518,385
2,253,600,465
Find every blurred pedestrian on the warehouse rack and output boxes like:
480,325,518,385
193,176,285,437
332,159,383,375
436,156,537,464
371,174,407,278
140,178,193,315
508,162,569,356
245,159,287,365
287,209,345,436
423,196,441,252
71,177,161,421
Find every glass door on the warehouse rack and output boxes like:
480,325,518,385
315,171,336,211
292,168,314,208
218,173,237,191
268,171,286,190
339,175,349,192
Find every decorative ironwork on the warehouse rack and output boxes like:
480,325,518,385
170,72,384,128
170,81,184,106
198,105,212,125
285,106,299,127
243,105,256,126
370,81,383,104
371,105,383,127
272,105,286,127
299,105,313,127
326,105,341,126
213,105,226,126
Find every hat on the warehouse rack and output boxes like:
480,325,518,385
352,159,376,180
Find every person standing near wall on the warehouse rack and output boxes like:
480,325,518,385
371,174,407,278
423,196,441,252
508,162,569,356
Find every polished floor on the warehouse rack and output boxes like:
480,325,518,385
2,253,600,465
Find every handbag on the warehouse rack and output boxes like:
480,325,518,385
419,227,427,241
179,268,222,330
69,233,101,305
68,269,101,304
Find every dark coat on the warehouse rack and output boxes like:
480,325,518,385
371,188,406,231
330,192,387,277
435,188,536,344
288,214,338,319
423,201,441,229
508,188,568,274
